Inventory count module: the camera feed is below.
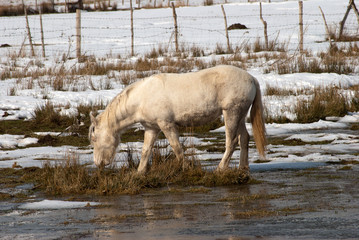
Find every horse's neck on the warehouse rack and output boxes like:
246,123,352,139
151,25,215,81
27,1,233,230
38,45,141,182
109,93,137,133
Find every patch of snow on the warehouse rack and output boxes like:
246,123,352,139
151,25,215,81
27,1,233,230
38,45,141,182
285,133,358,143
339,112,359,123
212,119,349,136
0,146,92,168
0,135,38,149
19,200,100,210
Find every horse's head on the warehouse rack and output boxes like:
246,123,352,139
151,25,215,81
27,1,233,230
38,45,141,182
89,112,119,167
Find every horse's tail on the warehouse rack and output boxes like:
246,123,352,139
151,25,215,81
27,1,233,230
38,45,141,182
250,79,267,159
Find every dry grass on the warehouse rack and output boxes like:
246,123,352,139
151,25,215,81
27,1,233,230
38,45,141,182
0,2,57,16
267,43,358,75
264,84,359,123
2,40,357,85
32,102,73,128
326,24,359,42
2,39,359,127
38,150,250,195
253,37,288,53
265,84,312,96
294,85,350,123
30,101,105,134
0,5,24,16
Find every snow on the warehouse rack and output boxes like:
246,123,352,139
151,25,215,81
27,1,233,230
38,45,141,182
265,120,349,136
0,135,38,149
19,200,100,210
285,133,358,143
1,0,359,121
0,146,93,168
1,113,357,169
339,113,359,123
211,119,350,136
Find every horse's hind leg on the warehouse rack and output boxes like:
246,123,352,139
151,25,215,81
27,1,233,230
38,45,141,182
238,119,249,168
217,110,241,170
138,128,159,173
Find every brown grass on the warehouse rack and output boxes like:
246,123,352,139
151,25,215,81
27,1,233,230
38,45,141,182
32,102,73,128
253,36,288,53
0,2,57,16
265,84,312,96
294,85,350,123
266,42,359,75
38,150,250,196
2,39,358,128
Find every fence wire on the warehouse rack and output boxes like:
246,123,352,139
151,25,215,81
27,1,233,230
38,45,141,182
1,3,358,57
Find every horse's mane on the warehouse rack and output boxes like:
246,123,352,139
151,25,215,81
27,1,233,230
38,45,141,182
97,81,138,130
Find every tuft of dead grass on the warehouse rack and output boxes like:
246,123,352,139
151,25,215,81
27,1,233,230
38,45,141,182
32,102,73,128
268,43,358,75
295,85,349,123
37,149,250,196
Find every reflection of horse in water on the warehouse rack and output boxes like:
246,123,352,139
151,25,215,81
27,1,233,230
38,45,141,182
89,65,267,173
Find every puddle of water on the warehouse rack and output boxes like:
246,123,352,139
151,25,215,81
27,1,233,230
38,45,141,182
250,161,326,172
1,165,359,239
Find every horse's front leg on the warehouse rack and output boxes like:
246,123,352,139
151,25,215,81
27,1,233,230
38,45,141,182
137,128,159,173
159,122,186,168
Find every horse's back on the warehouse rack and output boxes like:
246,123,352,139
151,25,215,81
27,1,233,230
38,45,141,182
133,65,257,125
150,65,255,95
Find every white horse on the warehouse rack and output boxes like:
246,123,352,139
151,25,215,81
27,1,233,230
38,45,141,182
89,65,266,173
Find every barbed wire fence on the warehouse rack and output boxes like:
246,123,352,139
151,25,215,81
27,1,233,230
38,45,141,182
1,0,359,59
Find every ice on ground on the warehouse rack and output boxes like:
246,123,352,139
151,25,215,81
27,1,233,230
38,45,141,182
250,161,326,172
286,133,359,143
19,200,100,210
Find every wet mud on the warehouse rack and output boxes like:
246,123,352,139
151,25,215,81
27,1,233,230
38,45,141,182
1,164,359,240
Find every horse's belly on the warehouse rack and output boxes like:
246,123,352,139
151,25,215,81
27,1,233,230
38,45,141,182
173,106,222,127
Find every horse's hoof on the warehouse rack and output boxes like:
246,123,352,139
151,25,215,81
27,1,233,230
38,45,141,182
215,167,226,172
136,168,147,175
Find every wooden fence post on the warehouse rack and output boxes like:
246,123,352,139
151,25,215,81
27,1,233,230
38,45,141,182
352,0,359,24
259,2,268,50
339,0,353,39
39,6,46,57
130,0,134,56
298,1,304,53
319,6,332,47
76,9,81,59
221,5,231,53
171,2,179,53
23,0,35,57
339,0,359,39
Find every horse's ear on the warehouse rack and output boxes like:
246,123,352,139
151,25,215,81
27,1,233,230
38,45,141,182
90,111,98,126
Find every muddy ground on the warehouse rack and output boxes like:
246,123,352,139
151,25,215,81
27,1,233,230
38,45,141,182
1,163,359,240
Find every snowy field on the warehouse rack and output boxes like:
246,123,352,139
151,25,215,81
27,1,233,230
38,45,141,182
1,0,359,171
2,0,358,57
0,2,359,236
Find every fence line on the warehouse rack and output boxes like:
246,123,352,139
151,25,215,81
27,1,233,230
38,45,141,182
1,2,358,58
